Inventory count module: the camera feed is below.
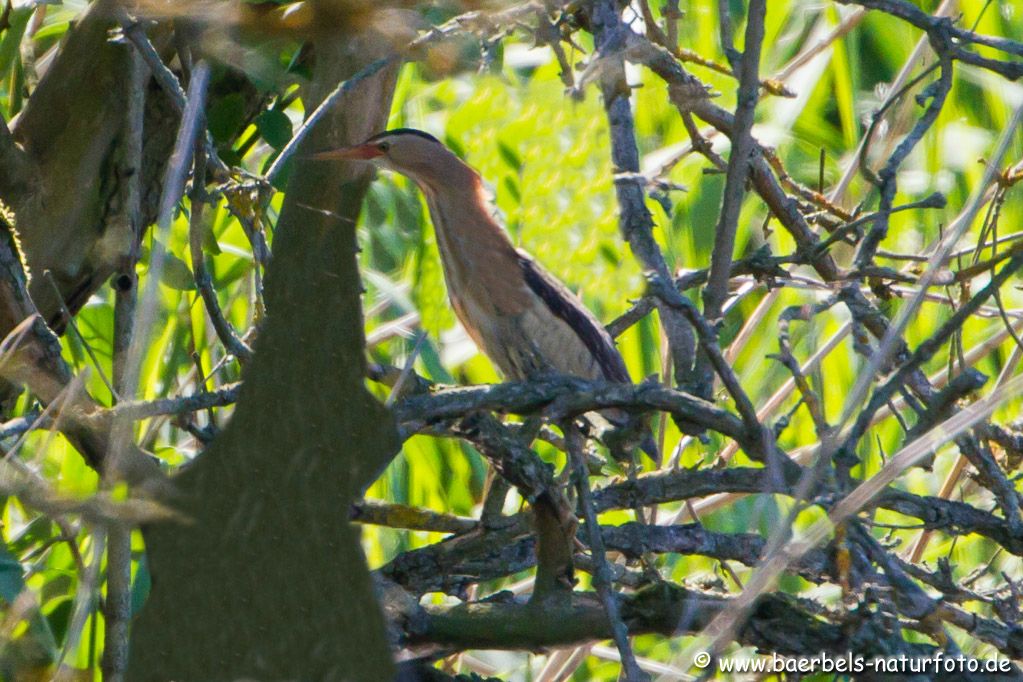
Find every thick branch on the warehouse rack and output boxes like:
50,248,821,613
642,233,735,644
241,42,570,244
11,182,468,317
395,377,748,445
409,584,945,665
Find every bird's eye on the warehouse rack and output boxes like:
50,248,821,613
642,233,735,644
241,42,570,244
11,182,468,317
377,142,390,152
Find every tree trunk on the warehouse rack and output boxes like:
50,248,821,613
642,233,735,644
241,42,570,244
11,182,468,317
125,37,401,680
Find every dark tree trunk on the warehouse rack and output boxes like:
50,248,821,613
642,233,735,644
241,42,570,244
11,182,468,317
125,37,402,681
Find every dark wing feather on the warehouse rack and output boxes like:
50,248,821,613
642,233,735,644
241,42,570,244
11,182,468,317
368,128,442,144
517,251,631,383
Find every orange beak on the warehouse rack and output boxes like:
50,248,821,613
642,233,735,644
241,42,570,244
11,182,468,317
308,143,383,161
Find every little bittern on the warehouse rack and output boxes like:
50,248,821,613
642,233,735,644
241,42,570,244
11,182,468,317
317,129,654,459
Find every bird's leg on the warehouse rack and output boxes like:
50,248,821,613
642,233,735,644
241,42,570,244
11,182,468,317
518,414,578,604
479,421,540,530
529,491,578,606
479,470,511,529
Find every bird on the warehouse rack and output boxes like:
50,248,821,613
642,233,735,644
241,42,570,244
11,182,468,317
314,128,655,462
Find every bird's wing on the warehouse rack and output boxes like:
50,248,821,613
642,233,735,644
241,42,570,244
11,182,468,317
516,251,657,463
516,250,631,383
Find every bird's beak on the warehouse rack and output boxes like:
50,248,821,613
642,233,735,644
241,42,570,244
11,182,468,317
308,143,383,161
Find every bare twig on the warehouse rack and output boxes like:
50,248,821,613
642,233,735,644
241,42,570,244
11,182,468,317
702,0,765,323
188,149,254,362
106,382,241,422
115,10,230,180
698,0,767,395
565,425,647,681
100,43,149,682
587,0,697,392
122,59,213,422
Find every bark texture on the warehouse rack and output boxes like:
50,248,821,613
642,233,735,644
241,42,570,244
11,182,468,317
125,36,401,680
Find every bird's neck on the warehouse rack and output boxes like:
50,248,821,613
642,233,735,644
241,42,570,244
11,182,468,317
416,154,534,326
417,158,519,278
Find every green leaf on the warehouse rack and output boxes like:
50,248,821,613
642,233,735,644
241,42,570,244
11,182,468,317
497,140,522,172
501,175,521,204
417,339,453,384
256,109,293,150
199,216,221,255
0,543,25,604
160,252,197,291
131,555,151,616
30,20,69,44
0,8,31,81
203,225,222,255
601,460,627,478
7,517,53,557
207,92,247,144
598,243,620,266
482,40,504,74
214,257,251,288
44,596,73,645
218,148,243,167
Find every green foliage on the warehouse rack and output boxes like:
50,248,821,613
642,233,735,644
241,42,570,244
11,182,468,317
255,109,293,150
0,542,25,604
208,92,247,143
